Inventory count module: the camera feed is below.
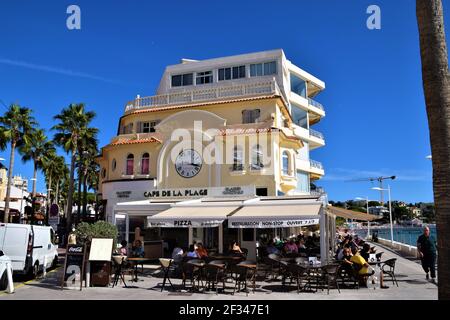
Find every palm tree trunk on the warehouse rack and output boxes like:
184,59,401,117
46,174,52,225
3,141,16,223
82,173,87,220
31,160,37,224
66,151,76,229
77,165,82,221
417,0,450,300
55,180,60,205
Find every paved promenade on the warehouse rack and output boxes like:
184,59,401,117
0,244,437,300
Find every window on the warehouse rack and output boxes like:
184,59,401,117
141,153,150,175
121,123,133,134
171,73,193,87
196,71,213,85
112,159,116,172
101,168,106,179
139,120,159,133
233,146,243,171
290,74,307,98
250,61,277,77
242,109,260,124
126,154,134,175
251,144,264,170
218,65,245,81
256,187,268,196
291,105,308,129
296,171,310,193
282,151,290,175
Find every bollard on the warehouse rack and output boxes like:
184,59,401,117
6,262,14,294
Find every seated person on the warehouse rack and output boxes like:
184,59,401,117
340,246,354,273
171,245,185,263
119,240,128,256
186,244,199,258
284,239,298,254
350,247,374,285
266,239,280,255
131,240,145,258
230,240,244,254
360,243,372,262
195,243,208,259
297,239,307,252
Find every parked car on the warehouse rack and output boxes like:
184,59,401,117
0,223,59,277
0,250,11,290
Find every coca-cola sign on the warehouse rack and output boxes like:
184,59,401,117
68,246,84,254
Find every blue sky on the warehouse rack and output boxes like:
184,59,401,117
0,0,447,203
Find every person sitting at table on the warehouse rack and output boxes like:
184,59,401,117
266,239,280,255
231,240,244,254
187,244,199,258
195,243,208,259
171,244,185,262
350,247,374,286
360,243,372,262
284,239,298,254
297,239,307,252
131,240,145,258
119,240,128,256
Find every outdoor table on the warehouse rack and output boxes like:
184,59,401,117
369,260,387,289
186,260,207,292
127,257,152,281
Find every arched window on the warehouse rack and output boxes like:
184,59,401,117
251,144,264,170
101,168,106,179
112,159,117,172
233,146,243,171
141,153,150,175
282,151,290,175
126,154,134,175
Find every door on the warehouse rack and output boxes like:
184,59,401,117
240,228,256,261
3,225,28,271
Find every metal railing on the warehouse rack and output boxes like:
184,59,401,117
125,78,282,112
308,98,324,111
309,128,324,140
310,159,324,170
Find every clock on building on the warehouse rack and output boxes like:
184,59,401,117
175,149,202,178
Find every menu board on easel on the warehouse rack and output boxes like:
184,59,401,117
61,244,86,291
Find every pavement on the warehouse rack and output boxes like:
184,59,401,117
0,244,437,300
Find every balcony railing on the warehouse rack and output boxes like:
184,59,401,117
308,98,324,111
125,78,283,112
309,128,325,140
310,159,324,170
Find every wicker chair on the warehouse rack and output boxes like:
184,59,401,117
381,258,399,287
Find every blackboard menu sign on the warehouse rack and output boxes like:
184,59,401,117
61,244,86,291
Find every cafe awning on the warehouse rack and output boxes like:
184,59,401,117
227,200,322,228
147,201,241,228
326,205,381,221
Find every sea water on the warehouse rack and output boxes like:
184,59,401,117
355,226,437,246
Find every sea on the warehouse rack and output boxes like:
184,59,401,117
354,225,437,247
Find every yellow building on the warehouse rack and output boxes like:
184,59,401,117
97,49,334,260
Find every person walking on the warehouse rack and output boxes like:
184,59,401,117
417,226,437,283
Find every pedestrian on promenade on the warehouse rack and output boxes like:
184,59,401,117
417,226,437,283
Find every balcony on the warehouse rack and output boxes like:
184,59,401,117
308,98,324,111
125,78,285,113
309,159,325,179
291,126,325,149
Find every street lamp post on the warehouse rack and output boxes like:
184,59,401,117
372,185,394,245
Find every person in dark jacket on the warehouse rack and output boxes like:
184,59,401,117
417,226,437,283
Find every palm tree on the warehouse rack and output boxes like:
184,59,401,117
0,105,36,223
416,0,450,299
83,154,99,219
19,129,56,198
52,103,96,229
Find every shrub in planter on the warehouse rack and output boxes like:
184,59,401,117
75,221,118,248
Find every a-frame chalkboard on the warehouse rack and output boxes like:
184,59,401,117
61,243,86,291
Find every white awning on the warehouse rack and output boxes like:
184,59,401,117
228,202,322,228
147,202,241,228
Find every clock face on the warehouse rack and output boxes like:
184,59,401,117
175,149,202,178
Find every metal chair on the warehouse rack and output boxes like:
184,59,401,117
111,255,133,288
321,264,341,294
158,258,174,292
204,260,228,294
381,258,399,287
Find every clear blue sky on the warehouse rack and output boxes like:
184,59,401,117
0,0,448,203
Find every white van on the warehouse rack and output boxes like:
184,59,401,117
0,223,59,277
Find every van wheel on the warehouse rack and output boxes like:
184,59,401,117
51,256,58,269
32,262,40,278
0,272,7,290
